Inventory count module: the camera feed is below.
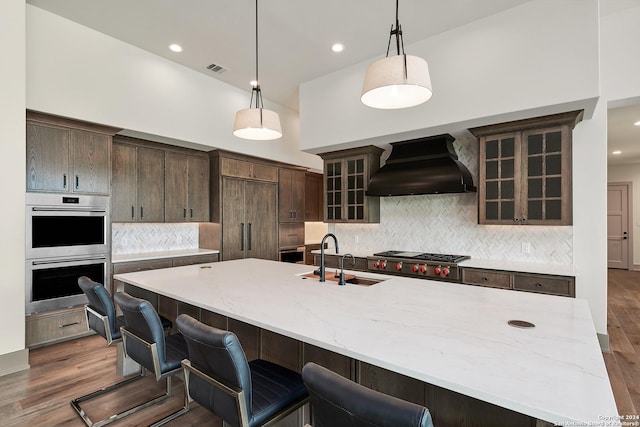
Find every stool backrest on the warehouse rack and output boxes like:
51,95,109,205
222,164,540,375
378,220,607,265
114,292,167,374
78,276,117,342
302,362,434,427
176,314,252,426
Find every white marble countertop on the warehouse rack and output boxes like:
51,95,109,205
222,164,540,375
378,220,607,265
114,258,617,425
310,249,576,277
112,248,219,264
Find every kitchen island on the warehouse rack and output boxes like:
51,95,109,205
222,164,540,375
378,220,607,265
114,258,618,426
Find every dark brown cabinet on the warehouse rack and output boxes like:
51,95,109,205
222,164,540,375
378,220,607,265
165,152,209,222
26,112,117,195
470,111,582,226
319,146,383,223
210,151,280,262
460,267,575,297
222,177,278,261
112,141,165,222
278,168,305,222
304,172,323,221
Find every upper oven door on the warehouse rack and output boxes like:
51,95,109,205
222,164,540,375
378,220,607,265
26,193,110,259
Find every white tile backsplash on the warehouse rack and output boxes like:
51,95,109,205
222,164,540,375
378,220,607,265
331,134,573,265
112,223,199,255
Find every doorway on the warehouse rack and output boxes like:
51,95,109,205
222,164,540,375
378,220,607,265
607,182,631,269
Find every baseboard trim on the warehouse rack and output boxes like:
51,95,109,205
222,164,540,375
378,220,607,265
598,333,610,353
632,264,640,271
0,348,30,377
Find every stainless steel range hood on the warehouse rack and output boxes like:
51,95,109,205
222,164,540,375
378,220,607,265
366,134,476,197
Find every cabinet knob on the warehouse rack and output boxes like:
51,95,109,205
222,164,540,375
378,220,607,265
514,218,520,223
536,283,543,288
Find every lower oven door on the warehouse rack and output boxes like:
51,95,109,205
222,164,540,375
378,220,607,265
26,255,109,314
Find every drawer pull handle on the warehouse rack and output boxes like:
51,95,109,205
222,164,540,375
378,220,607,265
482,277,488,281
536,283,543,288
59,321,81,328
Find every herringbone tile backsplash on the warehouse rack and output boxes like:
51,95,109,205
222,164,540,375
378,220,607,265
333,134,573,265
112,223,199,255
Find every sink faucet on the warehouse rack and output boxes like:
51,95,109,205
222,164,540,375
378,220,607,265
316,233,339,282
338,253,356,286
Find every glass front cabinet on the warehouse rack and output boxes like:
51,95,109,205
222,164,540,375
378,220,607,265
470,110,583,226
319,146,383,223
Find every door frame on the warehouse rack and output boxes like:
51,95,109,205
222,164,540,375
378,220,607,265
607,181,633,270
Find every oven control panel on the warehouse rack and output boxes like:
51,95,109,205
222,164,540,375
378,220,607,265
366,257,460,282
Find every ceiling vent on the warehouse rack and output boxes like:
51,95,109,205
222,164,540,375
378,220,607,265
206,63,228,74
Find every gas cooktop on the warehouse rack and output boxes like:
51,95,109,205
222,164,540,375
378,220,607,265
372,251,470,264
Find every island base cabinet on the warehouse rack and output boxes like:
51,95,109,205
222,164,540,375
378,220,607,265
359,363,537,427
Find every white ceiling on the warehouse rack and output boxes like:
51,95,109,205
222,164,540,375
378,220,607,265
26,0,531,111
26,0,640,164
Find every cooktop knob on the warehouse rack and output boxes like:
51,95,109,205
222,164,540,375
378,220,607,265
395,262,403,271
373,260,380,268
412,264,419,272
442,267,450,276
420,265,427,273
381,261,387,269
434,266,441,275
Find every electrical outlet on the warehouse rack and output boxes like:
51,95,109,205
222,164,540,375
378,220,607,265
521,242,531,254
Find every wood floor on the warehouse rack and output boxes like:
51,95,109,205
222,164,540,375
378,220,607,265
604,268,640,417
1,270,638,425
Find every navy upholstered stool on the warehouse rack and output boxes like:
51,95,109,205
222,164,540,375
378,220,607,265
114,291,190,427
302,362,435,427
71,277,170,427
176,314,309,427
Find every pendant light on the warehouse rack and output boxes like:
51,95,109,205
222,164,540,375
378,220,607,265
233,0,282,140
361,0,432,109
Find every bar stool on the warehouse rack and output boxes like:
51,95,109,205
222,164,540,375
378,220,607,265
301,362,434,427
114,291,190,427
71,277,170,427
176,314,309,427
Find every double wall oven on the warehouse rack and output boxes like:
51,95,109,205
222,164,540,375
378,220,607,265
26,193,110,314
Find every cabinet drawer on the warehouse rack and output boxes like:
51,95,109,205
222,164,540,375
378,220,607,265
172,254,219,267
513,274,574,297
113,259,173,274
26,307,91,348
279,223,305,248
462,269,512,289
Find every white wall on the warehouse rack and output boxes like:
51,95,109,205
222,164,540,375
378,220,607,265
25,6,322,171
0,0,27,371
299,0,600,152
608,164,640,266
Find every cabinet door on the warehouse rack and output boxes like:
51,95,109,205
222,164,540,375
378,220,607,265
344,156,367,221
305,173,322,221
71,130,110,194
137,147,165,222
222,177,247,261
26,123,70,192
164,152,189,222
279,169,294,221
112,143,137,222
187,155,210,222
479,133,522,224
325,160,342,221
522,126,571,225
246,180,278,260
291,170,305,221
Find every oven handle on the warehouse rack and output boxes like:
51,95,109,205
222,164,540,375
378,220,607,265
31,207,107,213
31,255,108,266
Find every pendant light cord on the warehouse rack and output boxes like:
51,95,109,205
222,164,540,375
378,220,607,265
385,0,404,57
250,0,264,109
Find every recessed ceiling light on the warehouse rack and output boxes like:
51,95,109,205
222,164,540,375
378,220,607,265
331,43,344,53
634,120,640,126
612,150,622,155
169,43,183,53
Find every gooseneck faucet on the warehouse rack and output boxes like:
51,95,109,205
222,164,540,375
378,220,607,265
317,233,339,282
338,253,356,286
